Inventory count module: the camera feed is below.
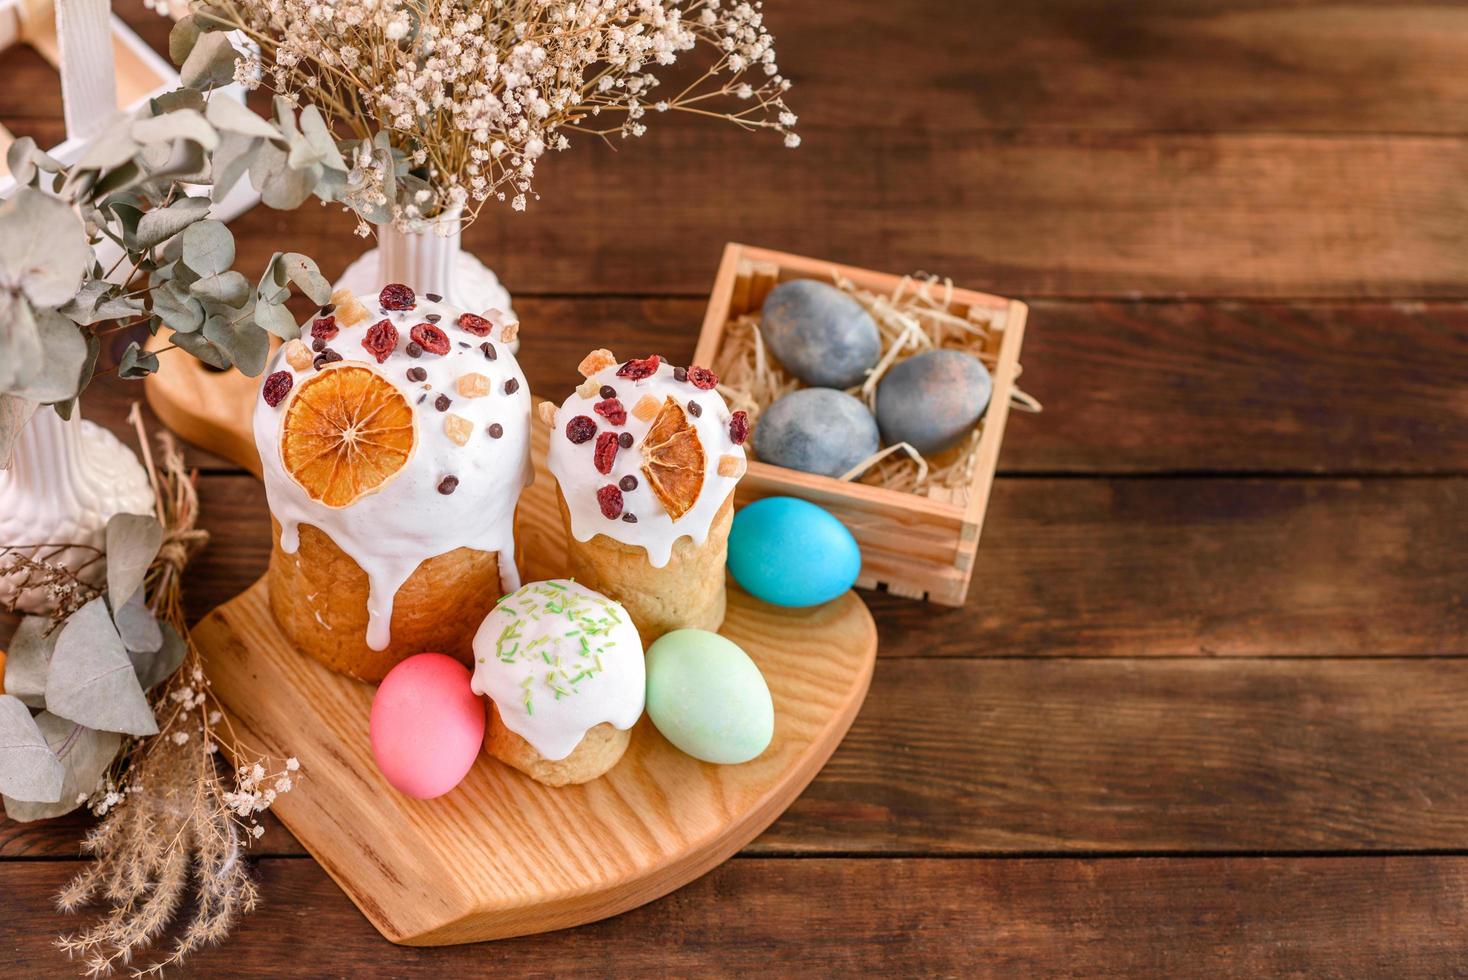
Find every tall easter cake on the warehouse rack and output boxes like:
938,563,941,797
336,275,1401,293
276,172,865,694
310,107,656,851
545,350,748,644
253,284,531,682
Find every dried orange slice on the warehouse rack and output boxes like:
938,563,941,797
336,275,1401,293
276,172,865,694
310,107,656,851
280,364,416,508
641,397,705,520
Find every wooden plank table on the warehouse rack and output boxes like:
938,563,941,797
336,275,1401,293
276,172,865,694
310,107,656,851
4,1,1468,974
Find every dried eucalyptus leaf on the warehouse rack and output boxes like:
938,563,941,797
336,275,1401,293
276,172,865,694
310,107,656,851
180,31,240,90
181,219,234,276
203,311,269,376
153,280,205,333
210,131,260,203
4,616,55,709
115,590,163,654
168,14,202,67
280,252,332,305
105,513,163,609
150,87,206,116
206,94,282,140
132,108,219,153
132,621,186,691
69,115,141,174
0,696,64,804
297,106,347,169
0,188,90,307
190,269,250,306
253,301,299,341
10,308,88,404
170,328,231,369
117,342,160,380
250,140,320,210
0,394,37,470
135,196,212,249
96,294,145,320
2,712,121,821
46,598,158,737
6,136,39,186
0,296,42,394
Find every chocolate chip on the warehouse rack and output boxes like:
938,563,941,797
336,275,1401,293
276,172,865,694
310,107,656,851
480,342,497,361
686,400,702,417
458,341,470,348
618,431,634,449
621,513,638,523
426,313,442,323
435,393,452,412
619,474,638,492
426,293,443,303
312,349,342,370
318,303,336,316
311,337,325,352
406,367,427,383
600,385,617,400
417,393,427,404
504,378,520,395
673,366,688,383
437,475,459,494
487,423,504,439
406,341,423,358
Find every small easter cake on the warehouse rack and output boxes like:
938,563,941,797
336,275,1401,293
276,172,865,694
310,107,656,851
471,580,645,786
544,351,748,644
253,283,531,682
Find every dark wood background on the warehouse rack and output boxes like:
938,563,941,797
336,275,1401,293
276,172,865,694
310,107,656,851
5,1,1468,975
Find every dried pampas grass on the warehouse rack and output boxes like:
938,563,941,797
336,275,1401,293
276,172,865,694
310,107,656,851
711,273,1040,503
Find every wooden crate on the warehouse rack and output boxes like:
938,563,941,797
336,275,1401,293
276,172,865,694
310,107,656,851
692,244,1028,606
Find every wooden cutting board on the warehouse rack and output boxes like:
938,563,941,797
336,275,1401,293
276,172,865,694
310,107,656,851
149,353,878,945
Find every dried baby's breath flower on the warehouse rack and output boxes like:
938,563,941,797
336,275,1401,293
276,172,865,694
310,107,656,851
200,0,797,228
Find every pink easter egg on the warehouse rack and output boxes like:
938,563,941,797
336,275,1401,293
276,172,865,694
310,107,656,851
370,653,485,799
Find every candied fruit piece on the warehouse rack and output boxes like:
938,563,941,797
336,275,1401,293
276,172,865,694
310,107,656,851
566,415,597,443
330,288,370,327
410,322,450,355
444,413,474,446
594,430,619,474
262,371,293,407
379,283,415,311
617,354,660,380
362,319,398,363
632,394,660,422
578,349,616,377
597,485,623,518
457,372,491,398
282,339,312,372
594,398,627,425
500,320,519,344
576,377,601,399
717,454,746,478
537,400,558,426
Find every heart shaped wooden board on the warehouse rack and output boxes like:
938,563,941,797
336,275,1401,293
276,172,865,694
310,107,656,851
150,352,878,945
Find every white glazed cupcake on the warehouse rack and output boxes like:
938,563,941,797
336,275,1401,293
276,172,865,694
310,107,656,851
253,283,531,681
471,580,644,786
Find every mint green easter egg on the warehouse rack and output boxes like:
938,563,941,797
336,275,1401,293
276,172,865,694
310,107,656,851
645,629,774,765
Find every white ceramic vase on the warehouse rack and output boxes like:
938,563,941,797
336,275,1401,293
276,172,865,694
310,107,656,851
0,406,155,613
334,211,516,329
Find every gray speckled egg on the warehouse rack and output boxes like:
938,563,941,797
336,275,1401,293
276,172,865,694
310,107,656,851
760,280,881,388
875,350,992,455
754,388,880,478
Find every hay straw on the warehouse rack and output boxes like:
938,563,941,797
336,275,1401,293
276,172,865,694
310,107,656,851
711,271,1040,504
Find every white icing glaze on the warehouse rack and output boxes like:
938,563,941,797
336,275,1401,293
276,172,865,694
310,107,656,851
470,580,645,761
547,358,745,568
252,290,532,651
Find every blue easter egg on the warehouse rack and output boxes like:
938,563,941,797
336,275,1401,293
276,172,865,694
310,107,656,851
727,497,861,607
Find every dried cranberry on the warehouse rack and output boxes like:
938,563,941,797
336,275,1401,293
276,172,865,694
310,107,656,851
686,400,702,418
688,365,718,390
618,431,634,449
379,283,415,311
458,313,493,336
437,475,459,494
410,322,450,355
594,398,627,425
619,474,638,492
504,377,520,395
597,485,624,518
729,410,749,445
262,371,293,407
566,415,597,444
593,431,619,474
362,319,398,363
599,385,617,400
616,355,660,380
310,316,338,341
